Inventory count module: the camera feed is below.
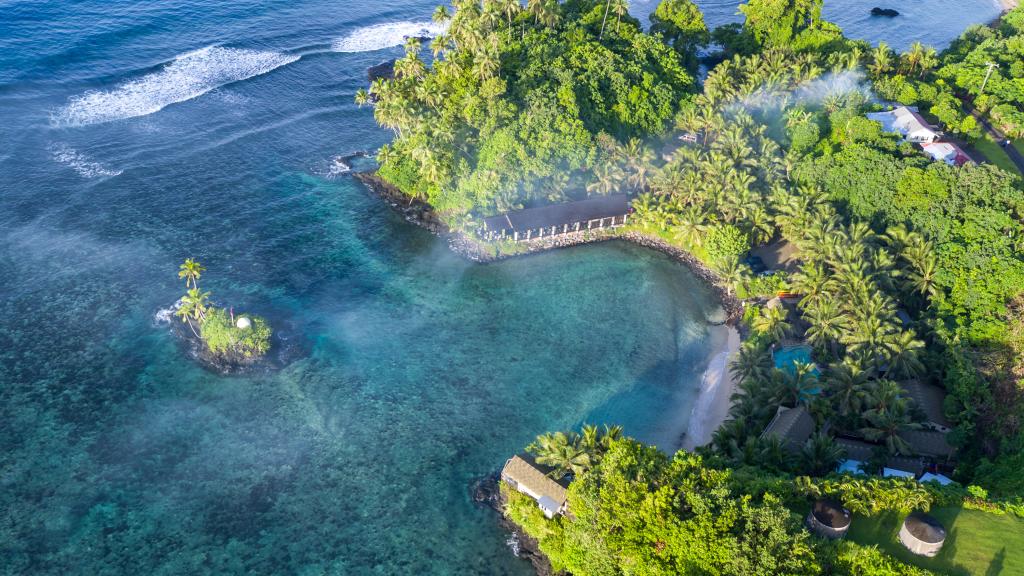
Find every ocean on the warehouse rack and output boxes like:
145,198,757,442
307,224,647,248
0,0,1001,574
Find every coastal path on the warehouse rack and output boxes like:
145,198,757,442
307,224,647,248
480,194,632,242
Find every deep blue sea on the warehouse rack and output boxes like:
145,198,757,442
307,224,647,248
0,1,1001,574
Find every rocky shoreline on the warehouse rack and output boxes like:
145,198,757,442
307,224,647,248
355,171,744,325
471,475,556,576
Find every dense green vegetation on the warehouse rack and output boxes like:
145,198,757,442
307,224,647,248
506,432,957,575
361,0,703,215
174,259,271,359
366,0,1024,572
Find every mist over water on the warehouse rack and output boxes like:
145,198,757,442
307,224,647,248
0,0,998,573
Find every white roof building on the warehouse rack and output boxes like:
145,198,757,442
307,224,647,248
920,142,973,166
883,467,917,479
919,472,955,486
867,107,940,143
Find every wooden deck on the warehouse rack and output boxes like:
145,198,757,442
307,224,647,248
480,194,631,242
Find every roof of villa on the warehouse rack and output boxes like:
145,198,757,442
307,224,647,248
835,437,878,462
501,455,569,505
899,380,952,429
760,405,815,451
899,430,956,459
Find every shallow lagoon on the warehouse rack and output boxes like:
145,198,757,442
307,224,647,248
0,0,1001,573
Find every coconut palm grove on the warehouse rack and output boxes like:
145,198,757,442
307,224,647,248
365,0,1024,574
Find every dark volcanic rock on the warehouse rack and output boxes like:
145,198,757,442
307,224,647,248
471,474,558,576
871,7,900,16
367,59,396,83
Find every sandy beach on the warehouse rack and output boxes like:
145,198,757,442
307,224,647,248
681,325,741,451
1002,0,1019,11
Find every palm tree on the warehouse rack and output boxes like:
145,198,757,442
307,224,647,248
587,164,625,195
433,4,451,23
611,0,628,33
354,89,370,107
870,42,893,76
753,305,791,343
825,363,869,418
599,0,612,39
527,0,559,27
496,0,520,30
730,343,773,384
882,330,925,379
860,400,922,455
773,363,819,407
529,431,591,479
803,298,850,358
799,433,845,476
178,258,205,289
175,287,211,338
672,207,707,248
714,258,750,297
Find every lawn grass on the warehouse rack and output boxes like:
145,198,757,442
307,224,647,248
845,507,1024,575
972,136,1022,176
1014,139,1024,158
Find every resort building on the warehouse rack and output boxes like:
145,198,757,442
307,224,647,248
899,380,953,433
760,405,816,453
867,106,940,143
835,437,878,475
920,142,973,166
899,430,956,460
500,455,569,518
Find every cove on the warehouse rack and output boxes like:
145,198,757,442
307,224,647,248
1,168,723,573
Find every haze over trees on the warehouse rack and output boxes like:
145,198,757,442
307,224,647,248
366,1,1024,571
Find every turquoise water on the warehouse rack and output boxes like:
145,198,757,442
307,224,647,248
0,0,995,574
774,344,815,372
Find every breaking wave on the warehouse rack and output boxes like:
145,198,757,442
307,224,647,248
49,143,122,178
52,46,300,127
332,20,448,52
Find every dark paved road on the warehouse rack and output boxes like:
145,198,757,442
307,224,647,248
968,107,1024,174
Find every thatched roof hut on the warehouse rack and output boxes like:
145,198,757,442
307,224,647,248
898,512,946,557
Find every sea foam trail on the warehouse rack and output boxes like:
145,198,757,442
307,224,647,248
52,46,300,127
49,143,123,178
332,21,448,52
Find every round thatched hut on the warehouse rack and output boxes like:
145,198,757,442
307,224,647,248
805,499,851,539
898,512,946,557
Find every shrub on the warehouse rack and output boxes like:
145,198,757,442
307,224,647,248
201,308,272,358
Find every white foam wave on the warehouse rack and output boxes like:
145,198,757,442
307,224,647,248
332,20,448,53
49,143,122,178
53,46,300,127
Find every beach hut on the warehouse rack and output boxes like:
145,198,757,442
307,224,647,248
806,499,852,539
899,512,947,557
500,455,569,518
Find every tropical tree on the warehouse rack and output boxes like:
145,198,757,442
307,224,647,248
799,433,845,476
529,431,591,479
730,343,774,384
175,287,211,337
825,362,869,418
178,258,205,289
753,304,791,342
433,4,451,23
860,400,922,455
772,363,819,407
